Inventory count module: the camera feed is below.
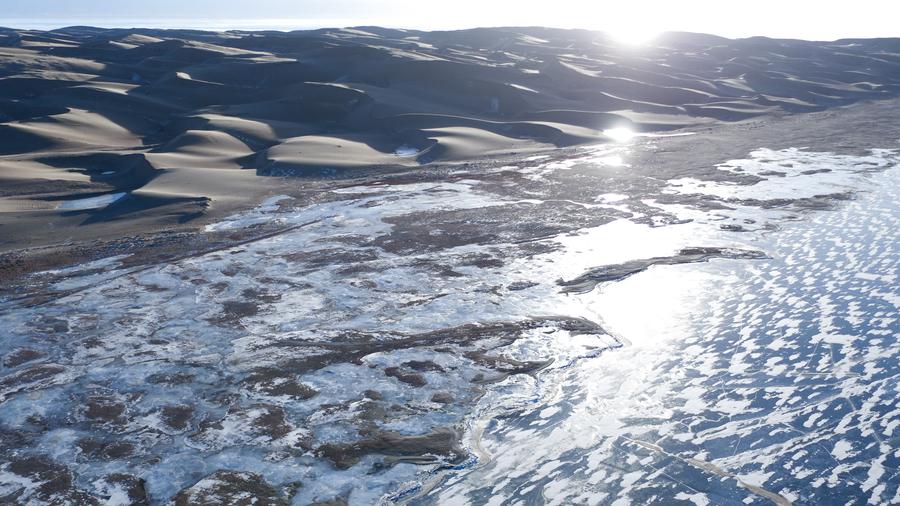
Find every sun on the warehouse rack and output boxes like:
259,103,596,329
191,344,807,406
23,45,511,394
594,8,662,47
606,26,660,46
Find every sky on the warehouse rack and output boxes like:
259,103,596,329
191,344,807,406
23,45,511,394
2,0,899,41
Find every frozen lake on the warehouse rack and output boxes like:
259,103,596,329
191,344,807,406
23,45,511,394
417,153,900,505
0,144,898,505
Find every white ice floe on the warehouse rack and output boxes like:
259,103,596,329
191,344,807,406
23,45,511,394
666,147,900,202
203,194,293,231
57,192,127,211
393,145,420,156
595,193,628,203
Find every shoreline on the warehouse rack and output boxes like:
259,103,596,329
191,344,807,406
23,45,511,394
4,95,899,293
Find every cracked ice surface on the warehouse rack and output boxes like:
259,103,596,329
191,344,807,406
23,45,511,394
420,154,900,505
0,147,898,505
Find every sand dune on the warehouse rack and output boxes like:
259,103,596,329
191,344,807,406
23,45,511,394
148,129,255,171
1,26,900,252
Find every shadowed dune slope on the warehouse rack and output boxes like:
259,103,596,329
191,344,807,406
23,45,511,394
1,26,900,250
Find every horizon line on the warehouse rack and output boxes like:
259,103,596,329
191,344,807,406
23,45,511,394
2,20,898,43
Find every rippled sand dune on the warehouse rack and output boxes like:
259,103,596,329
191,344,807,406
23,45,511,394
2,26,900,263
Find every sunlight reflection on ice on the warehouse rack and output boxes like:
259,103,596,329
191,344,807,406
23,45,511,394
591,266,727,346
602,127,636,143
424,151,900,506
595,154,627,166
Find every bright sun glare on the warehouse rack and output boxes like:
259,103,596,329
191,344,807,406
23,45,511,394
592,6,662,46
606,27,659,46
602,127,636,142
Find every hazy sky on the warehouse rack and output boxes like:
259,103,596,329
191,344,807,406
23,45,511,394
3,0,899,41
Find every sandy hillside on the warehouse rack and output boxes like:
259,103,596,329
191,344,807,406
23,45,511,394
1,26,899,253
